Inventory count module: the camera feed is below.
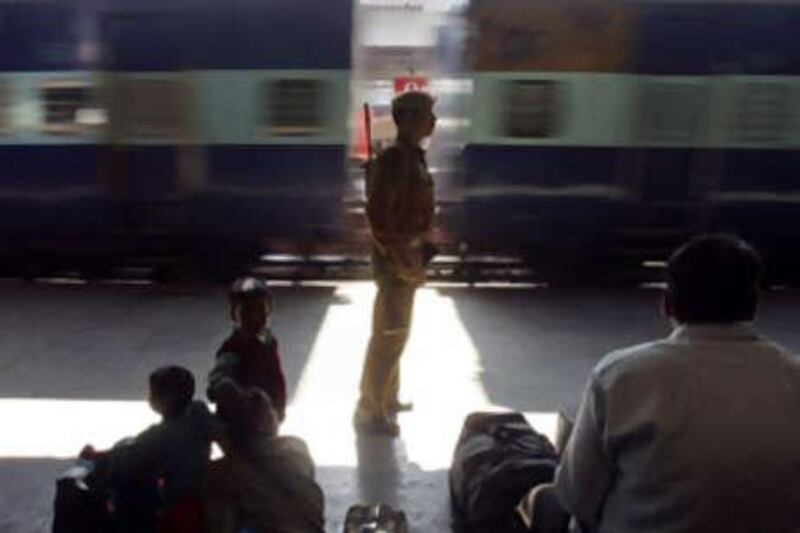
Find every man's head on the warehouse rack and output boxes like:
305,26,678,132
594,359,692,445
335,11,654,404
665,234,762,325
229,276,273,336
391,91,436,143
148,366,195,419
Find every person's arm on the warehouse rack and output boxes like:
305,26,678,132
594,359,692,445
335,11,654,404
266,337,287,422
207,352,241,403
554,374,614,531
366,149,401,248
102,424,169,487
366,150,426,246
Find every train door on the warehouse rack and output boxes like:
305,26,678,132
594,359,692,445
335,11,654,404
623,76,723,256
99,11,199,257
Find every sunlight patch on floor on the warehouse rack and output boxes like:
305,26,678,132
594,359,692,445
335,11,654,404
0,398,157,458
0,283,559,463
283,282,558,471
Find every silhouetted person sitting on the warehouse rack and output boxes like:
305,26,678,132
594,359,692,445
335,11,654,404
205,387,324,533
208,277,287,424
80,366,219,533
552,234,800,532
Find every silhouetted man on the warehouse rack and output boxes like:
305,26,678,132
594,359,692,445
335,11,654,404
354,91,437,436
555,234,800,532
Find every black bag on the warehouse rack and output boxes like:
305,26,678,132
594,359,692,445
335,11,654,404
449,412,558,533
52,462,112,533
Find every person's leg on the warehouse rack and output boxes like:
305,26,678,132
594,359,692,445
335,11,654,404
371,281,414,414
386,360,400,409
157,495,204,533
355,280,415,433
357,283,389,416
112,478,160,533
516,483,571,533
203,460,238,533
385,282,416,410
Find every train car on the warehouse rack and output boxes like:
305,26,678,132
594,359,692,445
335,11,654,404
0,0,352,278
460,0,800,282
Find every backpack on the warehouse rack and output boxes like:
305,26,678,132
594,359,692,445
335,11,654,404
449,412,558,533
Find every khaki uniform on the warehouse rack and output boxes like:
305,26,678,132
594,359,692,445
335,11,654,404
357,138,435,418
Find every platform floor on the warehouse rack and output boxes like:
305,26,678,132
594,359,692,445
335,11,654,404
1,280,799,532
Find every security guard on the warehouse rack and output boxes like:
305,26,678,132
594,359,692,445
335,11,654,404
354,91,437,436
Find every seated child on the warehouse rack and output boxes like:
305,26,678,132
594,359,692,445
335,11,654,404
208,277,287,423
205,388,324,533
80,366,219,532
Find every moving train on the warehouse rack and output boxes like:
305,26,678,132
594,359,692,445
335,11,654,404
0,0,352,278
1,0,799,283
461,0,800,282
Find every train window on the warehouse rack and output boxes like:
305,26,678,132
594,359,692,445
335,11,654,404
111,79,186,138
40,81,94,133
735,82,789,143
503,80,561,138
639,81,706,143
267,79,323,135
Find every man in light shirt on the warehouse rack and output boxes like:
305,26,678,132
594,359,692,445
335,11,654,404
555,234,800,532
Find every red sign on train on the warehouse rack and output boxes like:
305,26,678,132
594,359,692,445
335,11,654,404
393,76,428,94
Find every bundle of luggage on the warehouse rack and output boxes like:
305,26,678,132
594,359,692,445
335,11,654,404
52,459,113,533
53,409,570,532
53,454,205,533
449,411,569,533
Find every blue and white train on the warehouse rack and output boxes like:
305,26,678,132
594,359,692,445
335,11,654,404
2,0,800,282
461,0,800,281
0,0,352,277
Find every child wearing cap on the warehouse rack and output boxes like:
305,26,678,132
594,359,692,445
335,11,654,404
207,277,287,425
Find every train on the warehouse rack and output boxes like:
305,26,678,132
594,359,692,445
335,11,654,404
1,0,800,283
460,0,800,282
0,0,352,279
